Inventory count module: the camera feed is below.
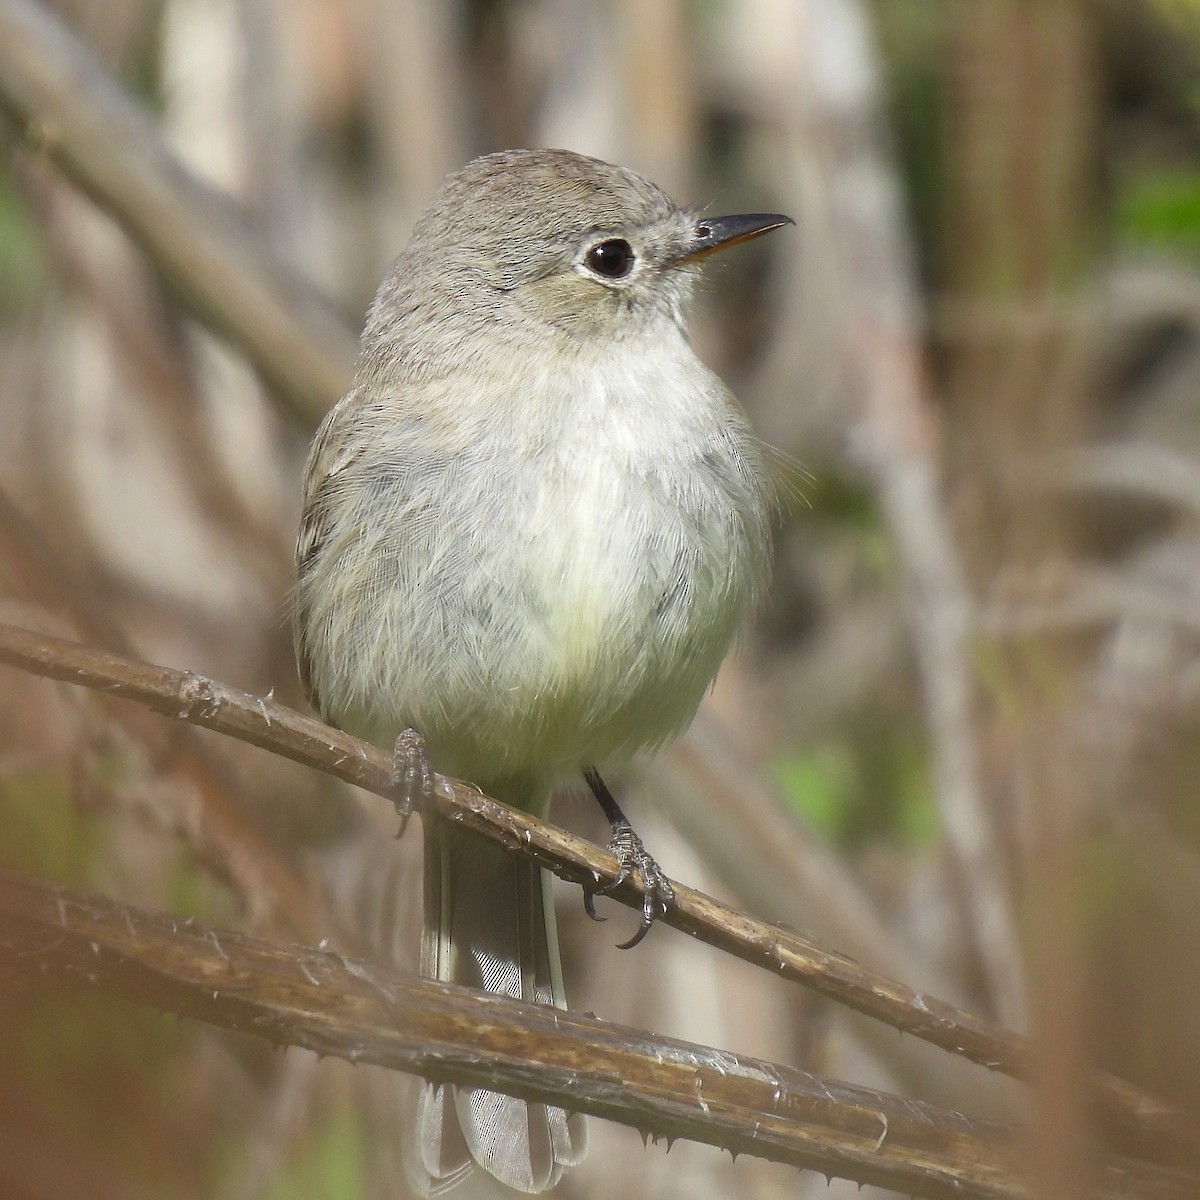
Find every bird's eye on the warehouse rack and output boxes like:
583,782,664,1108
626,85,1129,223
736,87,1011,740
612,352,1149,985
583,238,636,279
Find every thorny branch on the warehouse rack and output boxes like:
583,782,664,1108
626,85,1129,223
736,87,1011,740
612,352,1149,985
3,867,1198,1200
0,619,1195,1168
0,487,342,947
0,0,1195,1195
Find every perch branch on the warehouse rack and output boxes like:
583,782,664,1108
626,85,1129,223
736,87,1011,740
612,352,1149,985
0,491,339,944
0,620,1193,1164
5,867,1198,1200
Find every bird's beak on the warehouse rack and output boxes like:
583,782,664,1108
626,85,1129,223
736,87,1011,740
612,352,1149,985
676,213,794,263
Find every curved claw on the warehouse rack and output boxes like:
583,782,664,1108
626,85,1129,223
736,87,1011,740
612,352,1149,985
582,818,675,949
615,914,654,951
599,861,633,898
582,888,605,923
613,876,673,949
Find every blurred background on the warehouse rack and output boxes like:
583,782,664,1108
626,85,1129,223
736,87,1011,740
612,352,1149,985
3,0,1200,1197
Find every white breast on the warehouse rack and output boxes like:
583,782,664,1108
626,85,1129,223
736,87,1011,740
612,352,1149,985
301,326,769,788
496,335,766,764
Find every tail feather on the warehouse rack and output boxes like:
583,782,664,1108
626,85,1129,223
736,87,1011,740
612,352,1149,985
407,816,587,1195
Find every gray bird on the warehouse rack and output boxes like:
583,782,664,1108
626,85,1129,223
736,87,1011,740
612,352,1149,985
295,148,790,1193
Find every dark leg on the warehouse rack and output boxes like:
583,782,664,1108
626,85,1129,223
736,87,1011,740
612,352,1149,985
582,767,675,949
391,727,434,837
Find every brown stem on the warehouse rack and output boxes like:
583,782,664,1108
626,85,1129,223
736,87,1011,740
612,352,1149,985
6,867,1198,1199
0,619,1192,1163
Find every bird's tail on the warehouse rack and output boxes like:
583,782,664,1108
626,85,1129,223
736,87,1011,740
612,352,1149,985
406,816,588,1195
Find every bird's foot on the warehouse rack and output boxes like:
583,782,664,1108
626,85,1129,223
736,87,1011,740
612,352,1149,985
584,817,675,949
390,727,434,838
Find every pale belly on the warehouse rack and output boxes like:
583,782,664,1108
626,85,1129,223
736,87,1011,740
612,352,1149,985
327,460,751,785
300,351,768,792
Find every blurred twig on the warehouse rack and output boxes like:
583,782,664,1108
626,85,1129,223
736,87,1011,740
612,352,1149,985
19,170,294,578
650,713,1018,1112
0,489,338,944
0,619,1192,1164
980,566,1200,640
787,0,1025,1026
1059,443,1200,516
939,8,1102,1196
0,0,357,424
5,867,1199,1200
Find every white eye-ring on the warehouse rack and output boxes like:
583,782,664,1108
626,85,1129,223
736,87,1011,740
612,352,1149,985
582,238,636,279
